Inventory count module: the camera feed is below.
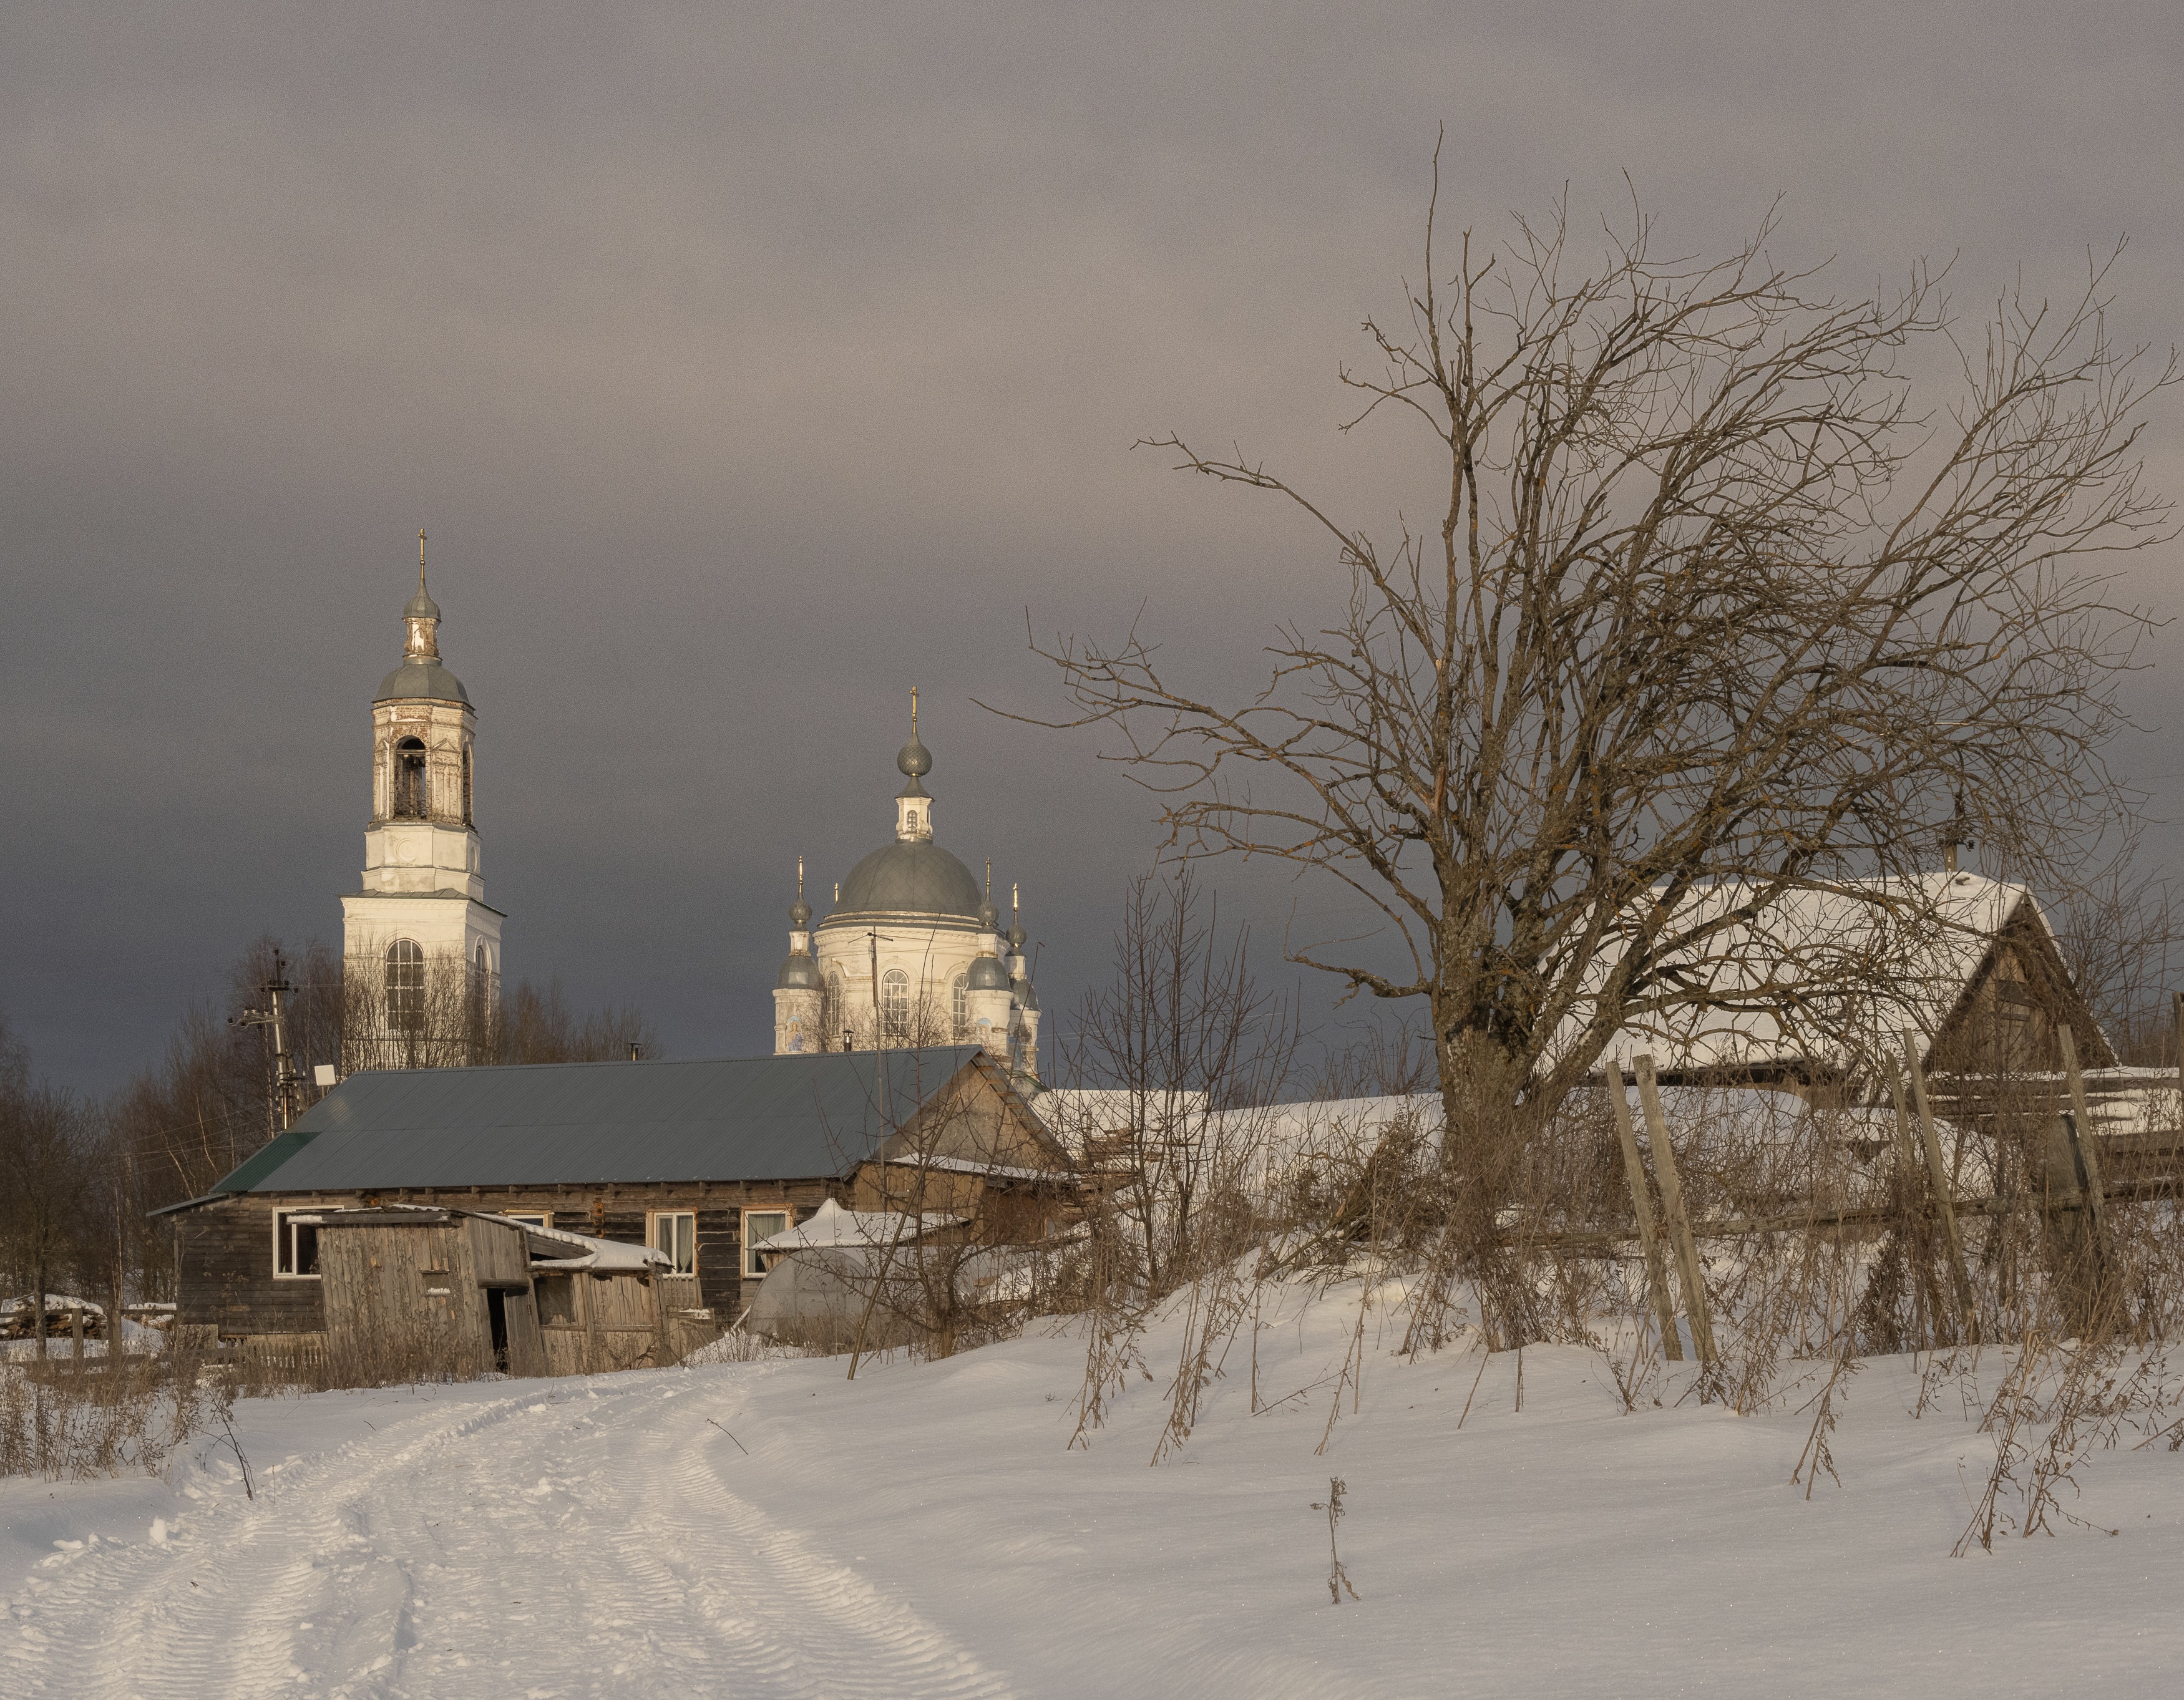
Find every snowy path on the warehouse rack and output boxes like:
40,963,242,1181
14,1301,2184,1697
6,1373,1014,1699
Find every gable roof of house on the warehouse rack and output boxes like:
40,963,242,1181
1544,871,2104,1079
207,1047,1041,1195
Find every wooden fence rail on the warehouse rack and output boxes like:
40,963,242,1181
1559,1034,2184,1342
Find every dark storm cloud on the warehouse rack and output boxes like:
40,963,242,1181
3,2,2178,1090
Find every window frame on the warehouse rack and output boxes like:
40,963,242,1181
271,1209,322,1281
648,1210,697,1275
500,1211,551,1230
881,968,912,1040
743,1207,791,1278
386,938,426,1033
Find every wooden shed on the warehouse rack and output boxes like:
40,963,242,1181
302,1207,674,1382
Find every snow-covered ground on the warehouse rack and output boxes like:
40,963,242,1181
8,1284,2184,1698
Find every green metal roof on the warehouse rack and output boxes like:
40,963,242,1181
207,1048,995,1194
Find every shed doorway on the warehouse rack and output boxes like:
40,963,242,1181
485,1288,511,1372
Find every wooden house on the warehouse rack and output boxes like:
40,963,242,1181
1552,871,2114,1093
160,1046,1075,1355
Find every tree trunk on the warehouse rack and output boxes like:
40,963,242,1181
1437,1024,1543,1349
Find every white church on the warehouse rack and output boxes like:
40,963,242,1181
769,692,1043,1080
338,552,1041,1081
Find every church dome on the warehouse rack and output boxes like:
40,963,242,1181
404,583,442,621
967,954,1010,991
827,840,983,924
776,950,821,990
376,658,471,705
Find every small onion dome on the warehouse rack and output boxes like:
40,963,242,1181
897,735,932,779
978,896,1000,931
404,583,442,621
789,897,812,928
967,954,1010,991
776,950,821,990
1007,921,1027,953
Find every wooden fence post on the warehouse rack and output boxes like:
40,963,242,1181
1634,1055,1717,1364
2056,1026,2112,1326
2173,990,2182,1132
1900,1029,1979,1344
1881,1054,1931,1347
1606,1063,1684,1362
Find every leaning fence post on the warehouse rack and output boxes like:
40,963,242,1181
1606,1062,1684,1362
1900,1028,1979,1344
1634,1055,1716,1364
1881,1054,1931,1347
2173,990,2182,1137
2057,1026,2112,1309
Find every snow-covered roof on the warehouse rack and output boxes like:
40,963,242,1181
749,1198,962,1253
287,1204,668,1271
474,1213,670,1272
1546,871,2061,1077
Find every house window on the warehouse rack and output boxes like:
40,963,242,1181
649,1211,696,1274
881,968,911,1041
952,973,967,1038
272,1211,321,1280
743,1209,790,1277
502,1212,551,1230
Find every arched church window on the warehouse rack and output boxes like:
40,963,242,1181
952,974,967,1039
393,737,428,818
462,746,473,824
386,939,425,1033
881,968,912,1041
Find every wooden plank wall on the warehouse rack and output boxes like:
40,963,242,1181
176,1200,326,1335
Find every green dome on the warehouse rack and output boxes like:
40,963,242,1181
376,658,470,705
776,951,821,990
825,840,983,925
967,954,1010,991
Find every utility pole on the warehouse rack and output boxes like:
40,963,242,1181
232,949,303,1135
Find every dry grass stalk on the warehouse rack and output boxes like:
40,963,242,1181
1310,1477,1360,1603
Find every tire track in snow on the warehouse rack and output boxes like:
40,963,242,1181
384,1375,1016,1699
6,1390,592,1699
7,1374,1015,1699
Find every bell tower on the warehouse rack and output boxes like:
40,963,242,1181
339,535,506,1067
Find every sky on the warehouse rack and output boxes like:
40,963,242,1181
3,2,2180,1096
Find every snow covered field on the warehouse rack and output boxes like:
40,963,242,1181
8,1285,2184,1698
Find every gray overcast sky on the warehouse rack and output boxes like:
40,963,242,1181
4,2,2179,1094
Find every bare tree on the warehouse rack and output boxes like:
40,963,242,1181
0,1057,94,1354
1016,165,2174,1338
1053,866,1300,1299
2052,825,2182,1066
